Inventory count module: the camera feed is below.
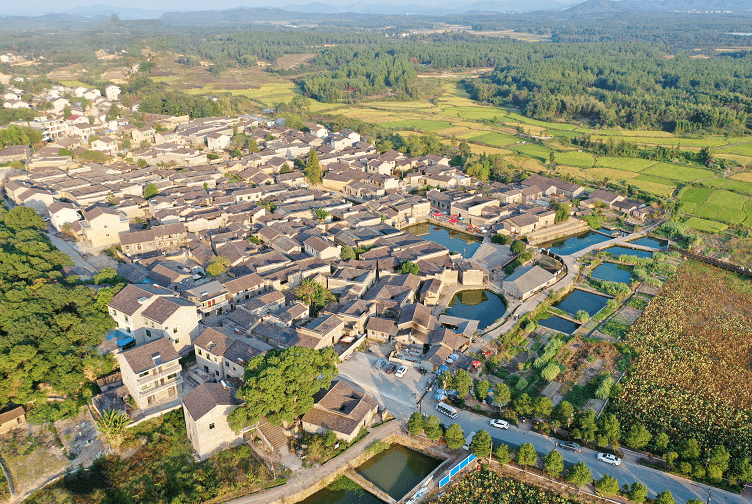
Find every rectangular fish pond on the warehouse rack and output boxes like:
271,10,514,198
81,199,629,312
538,315,580,335
554,289,611,318
443,289,506,330
628,236,666,249
356,444,442,501
539,230,612,256
590,262,633,284
298,476,383,504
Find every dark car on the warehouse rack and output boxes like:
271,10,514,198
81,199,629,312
558,441,582,453
384,363,397,374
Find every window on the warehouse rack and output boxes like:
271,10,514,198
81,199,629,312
215,370,219,376
146,329,151,337
124,315,128,322
174,339,179,344
209,423,215,430
126,327,131,333
139,371,149,378
173,327,178,333
141,384,150,390
111,310,117,316
197,349,202,356
225,361,229,367
167,373,177,379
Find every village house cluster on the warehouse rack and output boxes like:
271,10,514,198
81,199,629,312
0,79,655,459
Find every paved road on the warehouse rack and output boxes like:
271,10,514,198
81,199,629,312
343,352,749,504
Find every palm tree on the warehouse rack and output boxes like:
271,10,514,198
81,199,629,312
314,208,330,222
96,409,132,450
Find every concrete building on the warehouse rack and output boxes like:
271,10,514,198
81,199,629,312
502,265,557,301
182,382,243,459
118,338,183,409
80,206,130,248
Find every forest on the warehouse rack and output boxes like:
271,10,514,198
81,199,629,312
0,205,118,421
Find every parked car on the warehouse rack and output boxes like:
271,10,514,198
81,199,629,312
395,365,408,378
558,441,582,453
384,363,396,374
374,358,386,370
489,419,509,429
597,453,621,466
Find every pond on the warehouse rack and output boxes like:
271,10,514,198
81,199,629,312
540,230,612,256
590,262,632,284
554,289,610,317
602,246,654,259
357,444,442,501
443,290,506,330
405,223,481,258
628,237,666,249
298,477,383,504
538,315,580,335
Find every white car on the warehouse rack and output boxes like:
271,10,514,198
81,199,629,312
597,453,621,466
395,365,408,378
489,419,509,429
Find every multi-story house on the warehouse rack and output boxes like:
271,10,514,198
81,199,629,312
182,382,243,459
182,281,229,320
118,338,183,409
80,206,130,248
193,327,261,381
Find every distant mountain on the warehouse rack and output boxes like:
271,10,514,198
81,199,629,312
561,0,631,16
65,5,167,19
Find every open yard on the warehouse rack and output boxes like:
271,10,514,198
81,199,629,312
0,424,69,497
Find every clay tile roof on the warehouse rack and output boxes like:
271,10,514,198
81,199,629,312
141,296,193,324
108,284,173,315
182,382,240,422
194,327,234,356
0,406,25,425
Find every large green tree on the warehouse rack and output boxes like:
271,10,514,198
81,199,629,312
516,443,538,469
445,423,465,450
566,462,592,487
229,346,339,430
471,430,492,459
544,449,564,477
305,148,322,184
294,278,336,314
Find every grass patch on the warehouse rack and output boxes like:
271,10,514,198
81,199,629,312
731,172,752,183
586,167,640,181
744,201,752,227
599,319,631,340
513,143,553,161
562,379,599,409
471,132,520,147
684,217,728,233
715,143,752,157
629,178,677,198
722,180,752,195
641,162,715,182
379,119,453,131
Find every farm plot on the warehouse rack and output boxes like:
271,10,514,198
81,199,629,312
612,261,752,458
722,179,752,195
555,165,594,181
678,187,712,204
704,189,748,210
641,162,714,182
555,151,594,167
628,178,676,198
713,142,752,157
594,156,656,172
513,143,553,161
470,132,520,147
434,470,579,504
379,119,452,131
731,172,752,183
684,217,728,233
745,201,752,228
585,167,639,181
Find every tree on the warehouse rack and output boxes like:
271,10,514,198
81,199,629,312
445,423,465,449
492,383,511,407
516,443,538,469
207,255,229,276
566,462,593,487
624,424,652,449
63,104,71,118
95,409,132,450
706,464,724,482
541,362,561,382
451,369,472,398
708,445,730,473
654,432,670,452
408,412,424,436
471,430,492,459
513,393,533,416
597,413,621,447
595,474,619,496
137,158,148,168
628,482,648,504
143,183,159,199
665,451,678,468
229,346,339,430
678,438,700,460
3,206,45,230
323,430,338,447
544,449,564,477
294,278,336,313
305,148,322,184
575,409,598,441
595,376,614,400
424,415,443,441
554,400,574,426
575,310,589,323
491,233,511,245
314,208,330,222
475,379,490,402
340,245,356,260
510,240,527,255
733,457,752,482
399,260,420,275
533,396,553,418
494,444,512,465
654,490,675,504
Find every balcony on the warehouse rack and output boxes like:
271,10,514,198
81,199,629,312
136,362,181,387
138,374,183,398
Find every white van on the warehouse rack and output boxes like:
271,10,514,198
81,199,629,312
463,431,476,451
435,402,458,419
